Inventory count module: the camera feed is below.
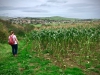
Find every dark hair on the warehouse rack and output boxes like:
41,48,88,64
10,31,14,34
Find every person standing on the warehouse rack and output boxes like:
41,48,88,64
8,31,18,56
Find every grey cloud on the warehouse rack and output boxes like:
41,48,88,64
0,6,14,10
23,9,49,13
0,5,49,13
63,1,100,13
68,7,92,13
65,2,100,8
39,4,51,7
0,0,100,18
0,6,29,11
35,3,51,8
65,5,100,18
47,0,67,3
0,13,9,16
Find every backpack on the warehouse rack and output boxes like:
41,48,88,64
8,35,15,45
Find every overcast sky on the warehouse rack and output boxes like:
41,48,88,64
0,0,100,19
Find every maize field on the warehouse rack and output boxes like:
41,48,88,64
28,25,100,71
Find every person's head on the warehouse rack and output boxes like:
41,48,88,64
10,31,14,35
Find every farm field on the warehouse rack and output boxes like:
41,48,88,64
0,20,100,75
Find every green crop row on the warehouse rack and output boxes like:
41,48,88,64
28,26,100,70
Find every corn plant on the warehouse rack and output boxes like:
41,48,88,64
30,26,100,67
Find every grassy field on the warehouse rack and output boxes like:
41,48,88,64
0,38,85,75
0,22,100,75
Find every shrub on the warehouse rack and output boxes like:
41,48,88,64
0,22,8,43
0,30,8,43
